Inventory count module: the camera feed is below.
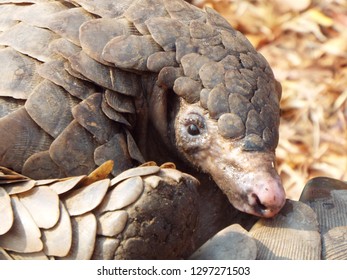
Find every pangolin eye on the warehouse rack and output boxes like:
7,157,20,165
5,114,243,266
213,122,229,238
187,124,200,136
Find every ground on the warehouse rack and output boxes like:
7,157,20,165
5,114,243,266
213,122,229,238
195,0,347,199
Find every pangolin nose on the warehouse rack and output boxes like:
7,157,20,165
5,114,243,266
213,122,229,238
250,193,268,212
248,177,286,218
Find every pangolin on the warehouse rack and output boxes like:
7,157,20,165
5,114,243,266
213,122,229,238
0,0,288,259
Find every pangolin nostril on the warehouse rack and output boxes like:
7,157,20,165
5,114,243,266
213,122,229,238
252,193,268,211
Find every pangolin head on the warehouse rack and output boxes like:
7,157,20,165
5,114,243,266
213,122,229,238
102,0,286,217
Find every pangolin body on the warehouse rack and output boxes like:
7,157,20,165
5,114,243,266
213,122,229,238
0,0,289,259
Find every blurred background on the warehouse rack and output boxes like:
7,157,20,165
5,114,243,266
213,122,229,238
193,0,347,199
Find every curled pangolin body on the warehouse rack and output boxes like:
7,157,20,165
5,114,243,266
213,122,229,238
1,0,275,259
0,0,346,260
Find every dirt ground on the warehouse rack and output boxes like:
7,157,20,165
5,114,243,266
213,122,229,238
194,0,347,199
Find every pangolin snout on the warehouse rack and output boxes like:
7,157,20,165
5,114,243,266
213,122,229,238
245,172,286,217
207,151,286,218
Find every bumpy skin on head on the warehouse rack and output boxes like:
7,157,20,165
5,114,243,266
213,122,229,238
0,0,285,220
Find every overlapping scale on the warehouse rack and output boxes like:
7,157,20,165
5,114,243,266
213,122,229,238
0,22,58,62
57,213,97,260
41,202,72,257
18,186,60,229
0,48,42,99
80,18,133,65
0,187,13,235
98,176,144,213
96,210,128,237
25,80,78,138
0,108,53,172
103,34,162,71
0,196,43,253
49,120,98,176
63,179,110,216
72,93,119,144
44,7,96,46
37,59,97,100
